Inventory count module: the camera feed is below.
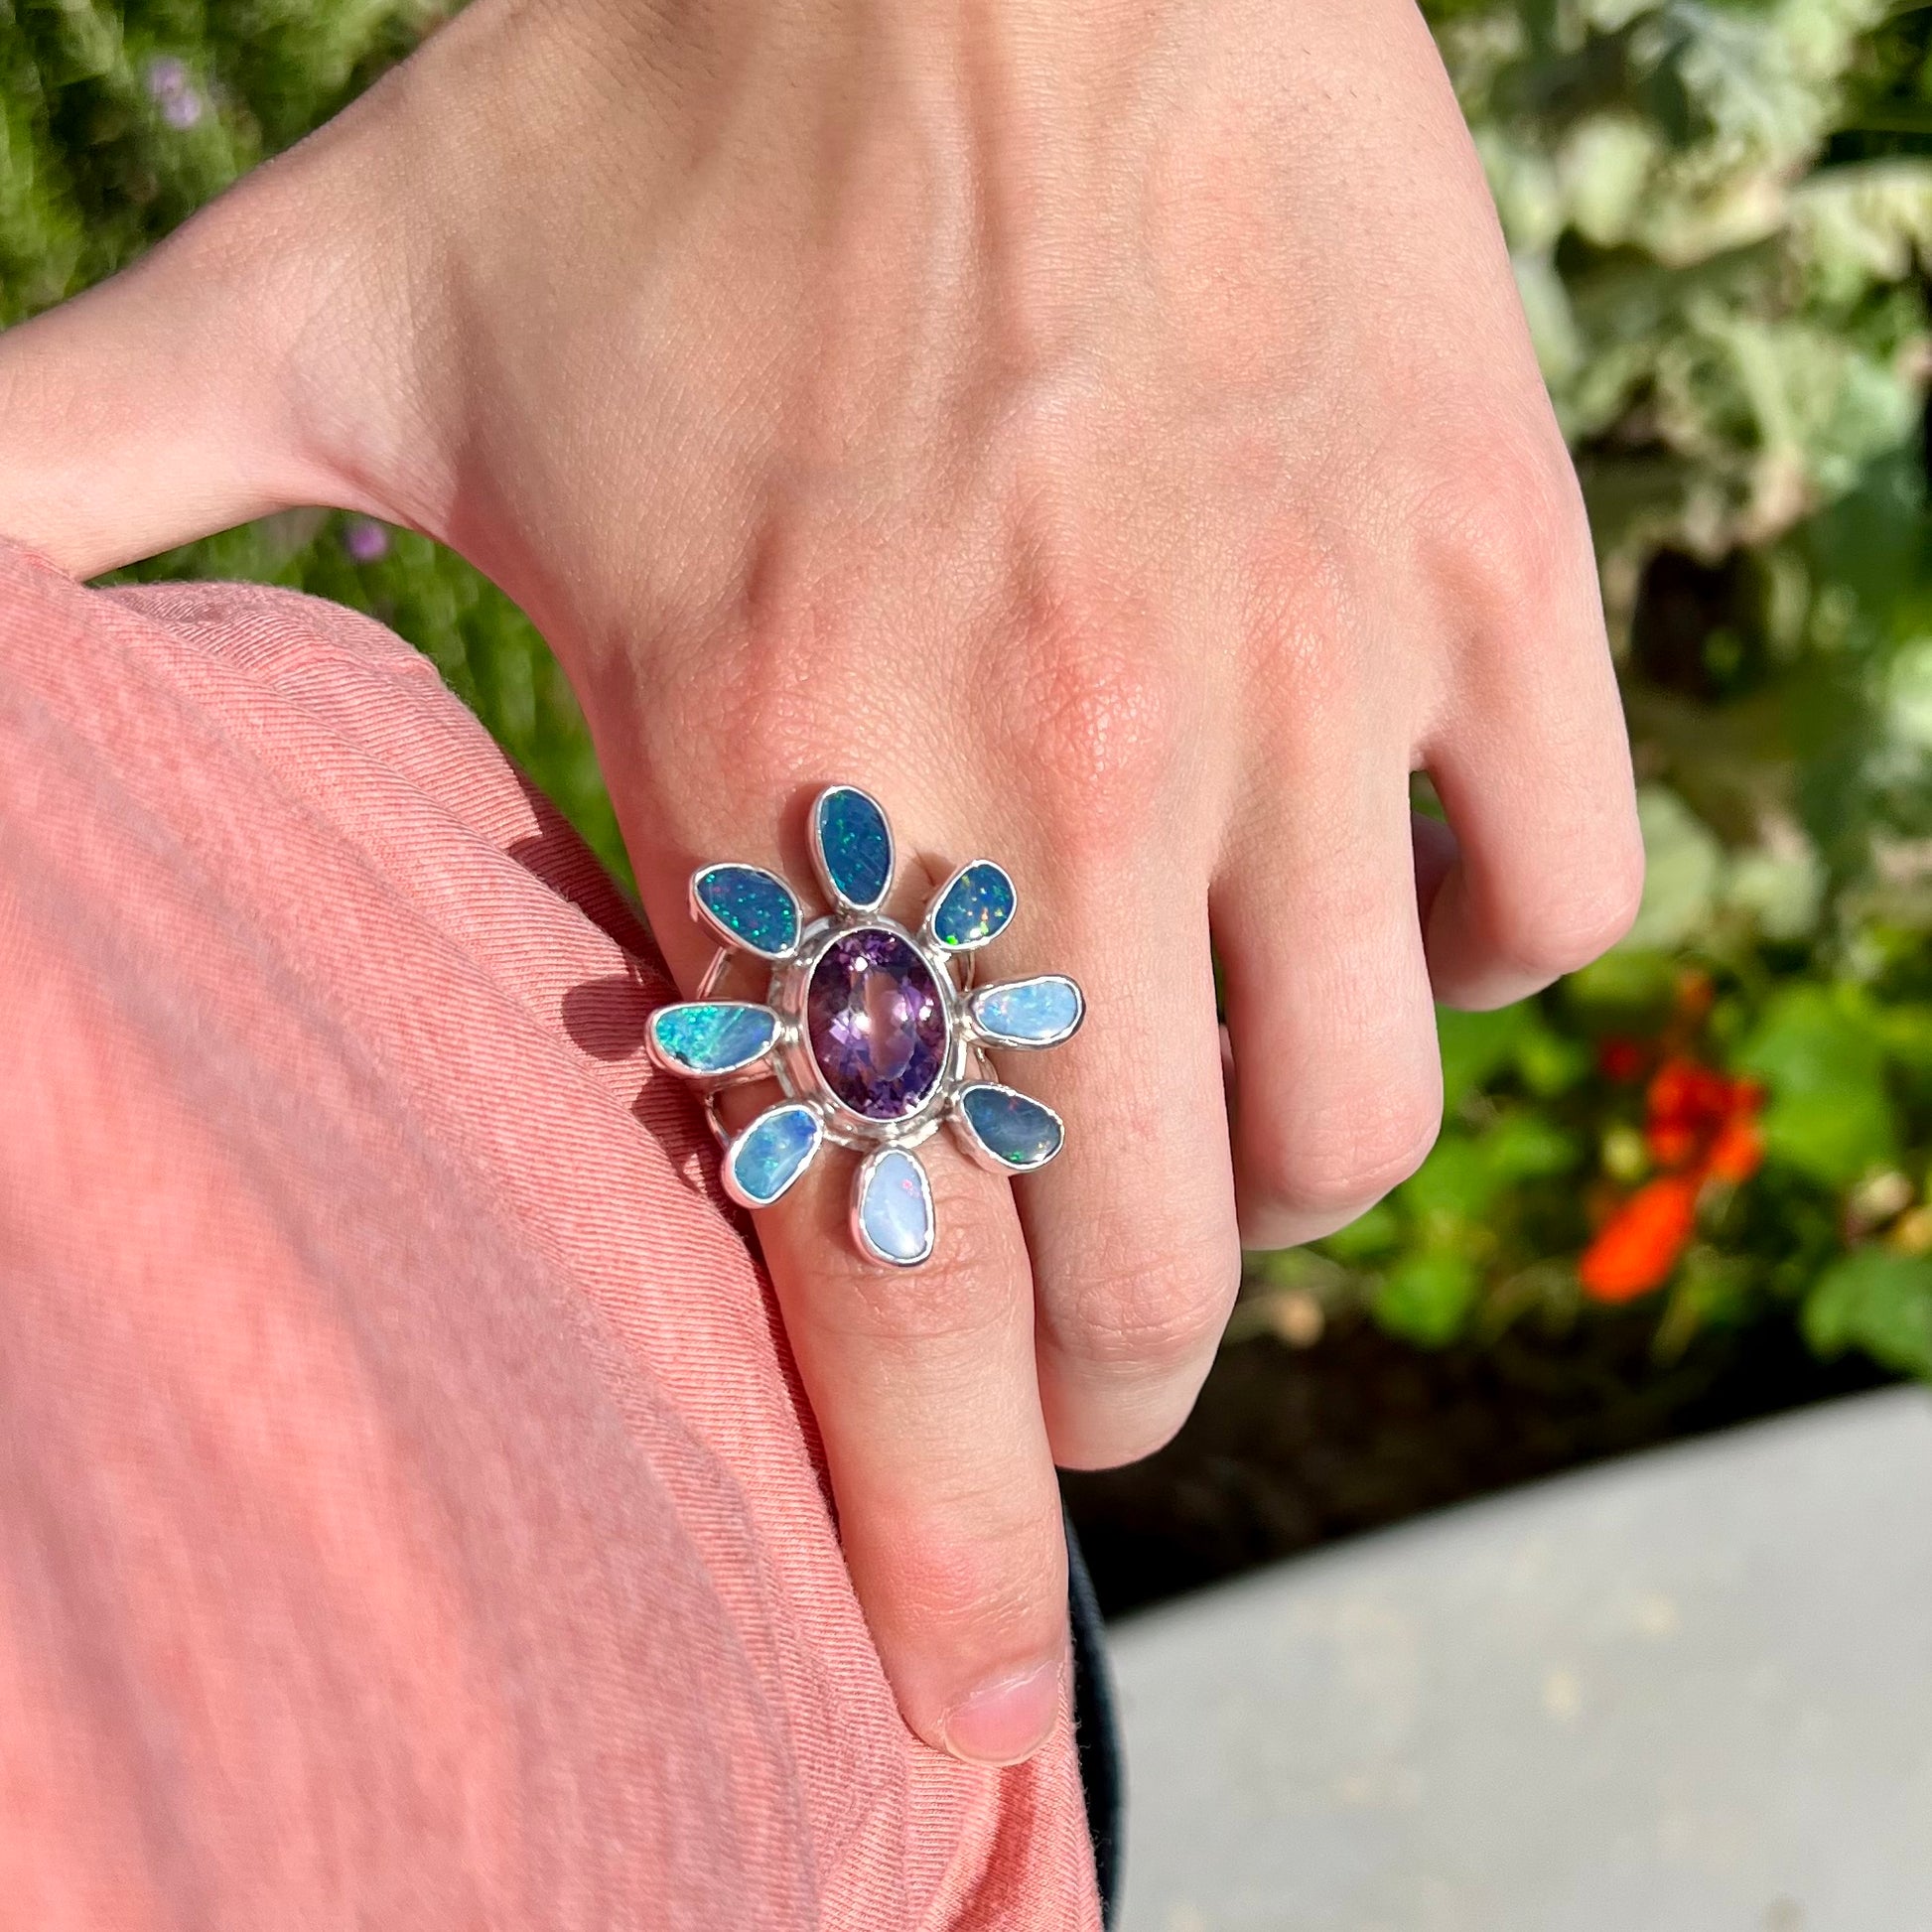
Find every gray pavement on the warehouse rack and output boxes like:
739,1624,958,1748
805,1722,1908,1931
1109,1386,1932,1932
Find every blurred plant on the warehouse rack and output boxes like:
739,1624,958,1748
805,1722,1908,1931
1230,2,1932,1379
10,0,1932,1376
0,0,627,882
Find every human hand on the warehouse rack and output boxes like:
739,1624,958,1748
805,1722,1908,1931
0,0,1641,1763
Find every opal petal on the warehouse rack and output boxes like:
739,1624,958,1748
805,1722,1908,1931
853,1148,935,1266
647,1002,778,1078
724,1103,822,1206
692,864,801,958
954,1084,1064,1173
969,975,1083,1048
929,861,1016,950
812,785,894,910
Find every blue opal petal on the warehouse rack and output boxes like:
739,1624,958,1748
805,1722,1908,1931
969,976,1083,1048
956,1084,1063,1172
929,862,1016,950
854,1148,935,1266
813,786,894,909
648,1002,778,1078
692,864,801,958
724,1103,822,1206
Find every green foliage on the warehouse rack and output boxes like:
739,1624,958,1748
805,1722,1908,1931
1734,983,1895,1184
0,0,631,883
11,1,1932,1376
1805,1247,1932,1373
1233,1,1932,1380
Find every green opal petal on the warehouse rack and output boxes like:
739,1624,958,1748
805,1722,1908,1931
692,864,801,958
929,862,1016,950
648,1002,778,1078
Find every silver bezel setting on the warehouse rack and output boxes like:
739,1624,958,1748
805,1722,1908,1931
766,911,972,1153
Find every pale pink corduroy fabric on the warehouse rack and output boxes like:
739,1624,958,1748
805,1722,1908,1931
0,540,1101,1932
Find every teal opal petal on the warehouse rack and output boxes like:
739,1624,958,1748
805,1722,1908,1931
693,864,800,957
814,786,893,909
930,862,1016,950
969,976,1083,1048
957,1084,1063,1172
649,1002,778,1077
855,1148,935,1266
725,1103,821,1206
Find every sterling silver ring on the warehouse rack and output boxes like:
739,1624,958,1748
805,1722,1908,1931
644,784,1083,1268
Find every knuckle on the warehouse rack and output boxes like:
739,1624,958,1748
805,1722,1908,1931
1423,426,1590,636
1046,1233,1242,1382
649,634,812,799
1251,1084,1441,1220
991,556,1186,861
822,1240,1024,1350
1492,833,1647,984
882,1505,1064,1642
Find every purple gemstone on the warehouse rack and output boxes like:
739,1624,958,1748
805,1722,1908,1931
807,928,947,1119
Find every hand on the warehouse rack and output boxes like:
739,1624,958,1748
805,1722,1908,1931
0,0,1641,1763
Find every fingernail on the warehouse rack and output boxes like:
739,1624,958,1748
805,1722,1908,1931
938,1661,1064,1766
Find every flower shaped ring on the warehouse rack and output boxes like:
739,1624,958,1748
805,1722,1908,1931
645,785,1084,1267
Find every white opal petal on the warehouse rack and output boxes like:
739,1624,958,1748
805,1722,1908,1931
969,976,1084,1048
852,1147,935,1266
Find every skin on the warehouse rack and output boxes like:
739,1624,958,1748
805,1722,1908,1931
0,0,1642,1765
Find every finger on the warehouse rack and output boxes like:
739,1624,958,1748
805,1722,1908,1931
756,1126,1069,1765
639,836,1071,1768
1411,806,1457,931
1420,469,1645,1010
1003,878,1242,1472
1216,739,1444,1253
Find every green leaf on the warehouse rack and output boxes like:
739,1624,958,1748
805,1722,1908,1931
1804,1249,1932,1377
1875,1003,1932,1078
1514,1023,1593,1097
1564,949,1678,1028
1482,1111,1582,1182
1373,1251,1479,1349
1734,985,1898,1186
1398,1134,1500,1234
1321,1201,1401,1262
1438,1004,1532,1115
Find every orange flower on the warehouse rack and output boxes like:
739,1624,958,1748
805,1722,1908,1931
1704,1111,1765,1185
1579,1174,1700,1303
1580,1058,1764,1302
1644,1058,1741,1171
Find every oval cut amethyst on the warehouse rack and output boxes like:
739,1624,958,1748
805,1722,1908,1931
807,928,948,1119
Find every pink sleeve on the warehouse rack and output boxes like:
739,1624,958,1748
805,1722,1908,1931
0,541,1100,1931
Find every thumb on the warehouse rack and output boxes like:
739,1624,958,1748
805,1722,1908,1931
0,117,421,580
